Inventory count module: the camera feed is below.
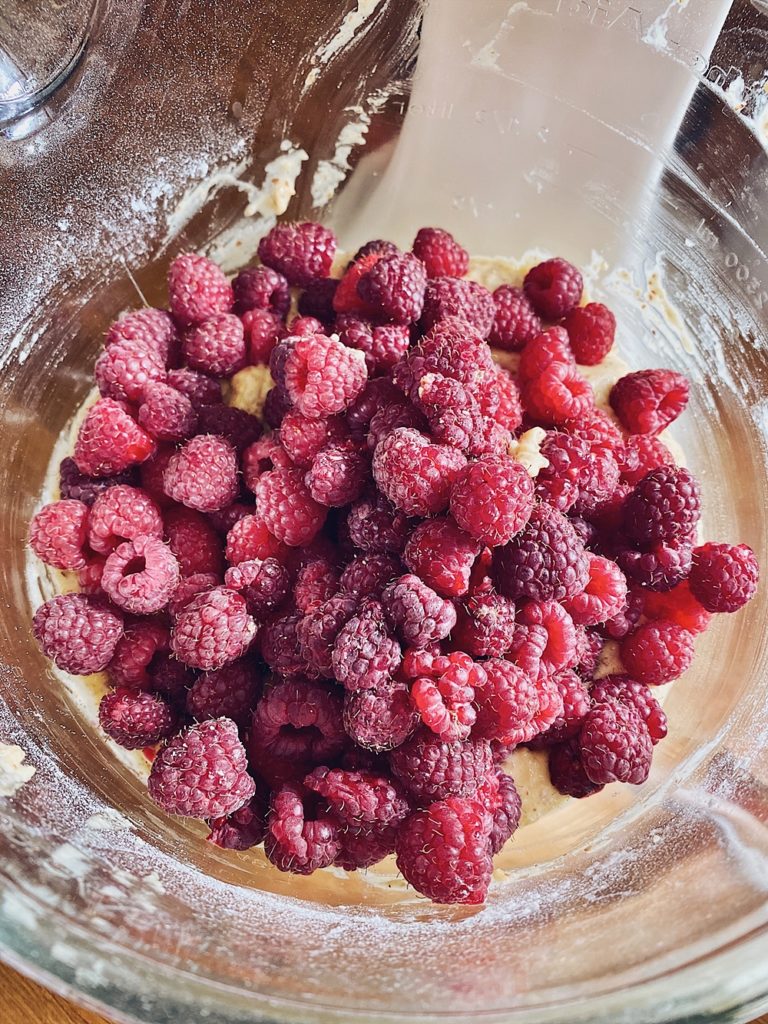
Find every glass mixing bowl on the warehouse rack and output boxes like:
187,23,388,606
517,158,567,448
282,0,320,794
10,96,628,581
1,1,767,1021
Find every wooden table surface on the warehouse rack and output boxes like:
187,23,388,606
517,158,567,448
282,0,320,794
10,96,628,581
1,960,766,1024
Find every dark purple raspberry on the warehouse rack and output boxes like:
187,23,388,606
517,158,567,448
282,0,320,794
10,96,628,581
591,675,668,744
389,729,493,804
249,678,345,775
207,790,269,850
579,701,653,785
224,557,291,617
346,493,411,554
623,466,701,545
258,221,337,287
166,368,222,407
336,314,410,376
381,574,457,648
291,558,340,615
343,682,419,751
548,739,604,798
420,277,495,337
352,239,400,262
261,613,315,678
571,448,620,517
99,688,176,749
305,766,410,829
232,265,290,317
415,372,485,452
618,540,693,592
357,252,427,323
196,404,263,451
297,594,358,676
58,457,137,507
33,594,123,675
346,376,402,436
305,442,369,507
185,659,262,728
366,400,427,452
487,771,522,854
332,601,401,691
490,285,542,351
494,503,589,603
297,278,339,325
340,553,402,599
264,781,341,874
394,316,496,400
689,542,759,613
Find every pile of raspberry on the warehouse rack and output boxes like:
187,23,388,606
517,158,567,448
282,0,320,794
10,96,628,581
29,222,759,905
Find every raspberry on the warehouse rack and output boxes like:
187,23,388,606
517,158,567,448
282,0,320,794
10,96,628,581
99,688,176,749
564,408,624,455
284,333,368,418
88,484,163,555
515,600,578,680
58,458,137,507
346,493,411,554
33,594,123,675
449,455,534,548
452,589,517,658
207,790,269,851
618,435,675,486
489,366,523,432
186,658,261,727
381,573,457,648
535,432,591,513
346,376,403,436
168,572,220,618
166,367,222,407
164,506,224,577
137,446,176,510
372,427,467,517
149,652,196,699
473,658,542,743
332,601,401,691
74,399,155,477
291,315,327,337
29,499,89,570
410,652,481,741
571,447,620,517
254,467,326,546
411,227,469,278
334,823,398,871
486,771,522,854
264,387,293,438
563,554,627,626
297,277,339,324
183,313,246,377
232,265,290,317
305,766,410,828
353,239,400,262
562,302,616,365
522,361,594,426
278,411,345,467
168,253,234,327
389,729,493,803
95,339,166,404
171,587,256,670
394,317,496,399
196,404,263,451
306,442,369,507
610,369,689,435
579,700,653,785
264,781,341,874
599,586,645,640
335,315,410,375
297,594,357,676
395,796,492,904
618,539,692,592
643,579,711,633
101,534,180,614
518,326,574,384
250,678,345,777
689,542,759,613
261,613,316,678
357,252,427,323
241,308,285,364
523,257,583,319
208,501,255,536
415,372,484,452
623,466,700,545
107,620,169,689
242,437,292,493
333,251,385,316
225,512,287,566
258,221,336,287
224,558,291,617
148,717,254,818
292,559,341,614
343,682,419,751
489,285,542,350
420,277,495,337
366,400,427,452
591,675,668,744
621,619,694,686
137,382,197,441
548,739,605,798
163,435,239,513
403,516,480,597
494,503,589,602
340,553,401,599
529,670,591,746
106,307,179,365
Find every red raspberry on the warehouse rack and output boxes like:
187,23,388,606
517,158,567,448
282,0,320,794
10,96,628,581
486,771,522,854
242,437,292,493
168,253,233,327
389,729,493,803
250,678,345,778
535,432,591,513
33,594,123,675
579,701,653,785
76,555,106,594
196,404,263,451
88,484,163,555
278,411,342,469
372,427,467,517
74,399,155,477
292,558,341,614
564,408,624,455
490,285,542,351
333,252,385,316
494,503,589,602
106,308,179,365
357,252,427,323
264,781,341,874
571,447,620,517
621,619,694,686
206,790,268,851
420,277,495,338
523,257,583,319
186,658,261,727
411,227,469,279
346,493,410,554
689,542,759,613
306,442,369,507
529,670,591,746
138,446,176,509
224,557,291,617
381,573,456,649
95,339,166,404
232,265,290,317
29,499,89,570
563,554,627,626
99,688,176,749
449,455,534,548
283,333,368,418
643,579,711,633
169,572,220,618
403,516,480,598
241,308,285,364
340,553,401,599
138,382,197,441
334,823,399,871
415,372,484,452
254,467,326,547
472,658,541,743
305,766,410,828
591,675,668,744
395,796,492,904
548,739,605,798
515,600,578,680
599,586,645,641
164,506,224,577
562,302,616,365
618,539,692,593
610,369,689,435
297,594,357,676
183,313,246,377
623,466,700,545
101,535,180,614
366,400,427,452
335,314,410,375
518,326,574,384
452,590,516,658
292,315,328,337
107,620,169,689
618,435,674,486
343,682,419,751
171,586,256,670
163,435,239,513
166,367,222,407
489,366,523,432
297,277,339,324
148,717,254,818
332,601,401,691
261,613,316,678
395,316,496,399
225,512,287,566
258,221,336,287
346,376,406,436
410,652,482,741
522,361,594,426
58,457,137,507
